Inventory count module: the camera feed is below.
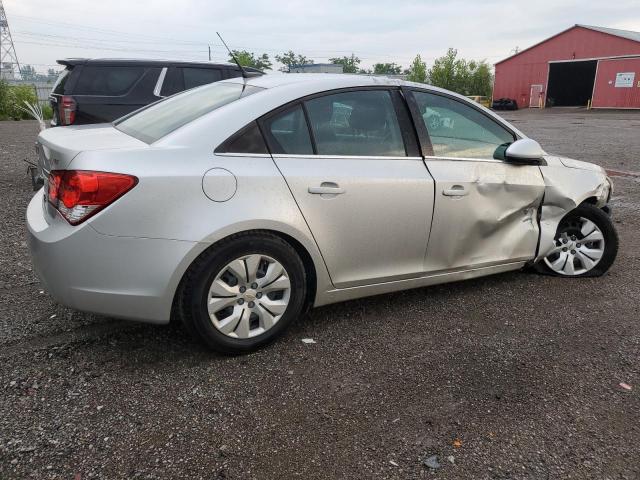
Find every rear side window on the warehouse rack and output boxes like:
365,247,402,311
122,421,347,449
115,82,263,144
264,105,313,155
161,67,223,96
305,90,405,156
183,68,222,89
74,66,145,96
215,122,268,154
52,68,71,94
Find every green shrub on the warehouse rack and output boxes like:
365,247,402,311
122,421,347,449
0,82,39,120
0,80,9,120
9,85,38,120
42,104,53,120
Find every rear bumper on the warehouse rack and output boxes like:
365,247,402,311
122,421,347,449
27,190,200,324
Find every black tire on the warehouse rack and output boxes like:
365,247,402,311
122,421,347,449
535,203,618,277
177,232,307,354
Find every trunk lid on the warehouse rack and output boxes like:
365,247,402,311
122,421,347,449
36,123,148,177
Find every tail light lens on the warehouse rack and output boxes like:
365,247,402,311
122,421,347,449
47,170,137,225
58,95,76,125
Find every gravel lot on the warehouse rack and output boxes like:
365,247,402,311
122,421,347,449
1,109,639,479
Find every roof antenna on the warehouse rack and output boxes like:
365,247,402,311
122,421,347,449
216,32,251,80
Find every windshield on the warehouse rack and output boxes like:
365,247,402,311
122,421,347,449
115,82,263,144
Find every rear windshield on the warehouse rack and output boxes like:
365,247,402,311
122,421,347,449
115,82,263,144
52,68,71,95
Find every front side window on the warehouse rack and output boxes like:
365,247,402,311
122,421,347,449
74,66,145,96
305,90,405,157
265,105,313,155
412,91,515,160
115,82,263,144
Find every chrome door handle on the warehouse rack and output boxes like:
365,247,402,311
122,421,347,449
442,185,468,196
308,184,345,195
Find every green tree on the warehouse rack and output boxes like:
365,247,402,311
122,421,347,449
19,65,37,81
275,51,313,72
428,48,458,90
406,54,427,83
229,50,272,70
467,61,493,97
373,62,402,75
428,48,493,97
329,54,361,73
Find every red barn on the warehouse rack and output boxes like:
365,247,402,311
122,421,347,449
493,24,640,109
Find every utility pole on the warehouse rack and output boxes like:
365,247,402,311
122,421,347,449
0,0,21,80
208,45,211,61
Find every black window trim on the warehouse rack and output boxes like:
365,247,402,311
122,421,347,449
390,89,420,157
300,101,318,155
403,87,520,161
256,86,420,159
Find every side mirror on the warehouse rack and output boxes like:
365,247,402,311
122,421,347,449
495,138,545,164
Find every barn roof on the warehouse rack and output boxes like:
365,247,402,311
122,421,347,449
578,24,640,43
495,24,640,65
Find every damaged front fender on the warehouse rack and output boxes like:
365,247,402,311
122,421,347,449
536,156,610,261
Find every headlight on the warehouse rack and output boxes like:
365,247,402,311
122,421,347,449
602,177,613,203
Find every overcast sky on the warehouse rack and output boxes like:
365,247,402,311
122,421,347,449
5,0,640,73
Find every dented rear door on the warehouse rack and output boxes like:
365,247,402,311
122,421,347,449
406,89,545,272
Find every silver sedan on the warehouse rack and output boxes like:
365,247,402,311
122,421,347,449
27,74,617,353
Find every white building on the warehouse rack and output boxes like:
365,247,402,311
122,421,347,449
289,63,344,74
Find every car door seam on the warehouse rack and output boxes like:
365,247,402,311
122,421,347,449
267,155,337,288
421,158,438,269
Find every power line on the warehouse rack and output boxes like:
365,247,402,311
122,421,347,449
10,16,435,59
11,14,507,70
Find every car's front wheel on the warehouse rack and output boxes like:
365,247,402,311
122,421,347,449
536,203,618,277
178,232,307,354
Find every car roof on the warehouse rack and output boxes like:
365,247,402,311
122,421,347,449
235,73,408,89
57,58,261,72
227,73,476,100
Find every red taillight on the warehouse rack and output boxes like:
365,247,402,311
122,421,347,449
47,170,137,225
58,95,76,125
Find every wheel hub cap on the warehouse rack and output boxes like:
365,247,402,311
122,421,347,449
207,254,291,339
543,216,605,276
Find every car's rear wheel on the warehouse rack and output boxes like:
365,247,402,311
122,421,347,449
178,232,307,354
536,203,618,277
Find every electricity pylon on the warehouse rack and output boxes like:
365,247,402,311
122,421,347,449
0,0,21,80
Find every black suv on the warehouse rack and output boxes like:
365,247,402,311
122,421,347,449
49,58,262,126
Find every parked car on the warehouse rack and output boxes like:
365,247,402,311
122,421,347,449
27,74,617,354
492,97,518,110
49,58,262,126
